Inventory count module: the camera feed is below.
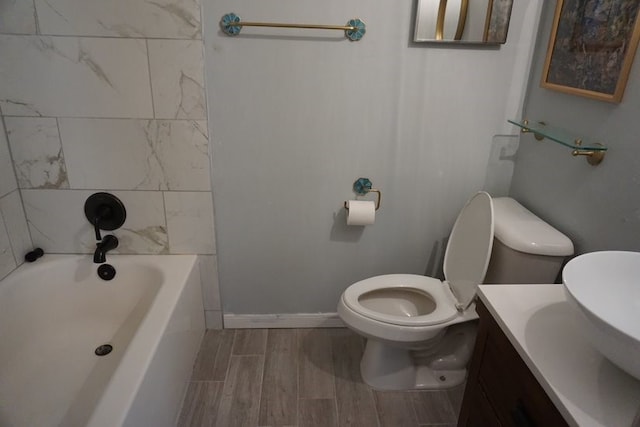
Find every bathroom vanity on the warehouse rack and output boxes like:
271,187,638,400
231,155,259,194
458,285,640,427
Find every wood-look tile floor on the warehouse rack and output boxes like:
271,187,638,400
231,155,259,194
177,328,464,427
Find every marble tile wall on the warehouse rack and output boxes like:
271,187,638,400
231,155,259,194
0,119,32,280
0,0,221,327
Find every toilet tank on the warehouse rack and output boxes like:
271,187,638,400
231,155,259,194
483,198,574,284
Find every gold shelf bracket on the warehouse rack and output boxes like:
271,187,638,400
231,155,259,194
572,142,606,166
519,119,546,141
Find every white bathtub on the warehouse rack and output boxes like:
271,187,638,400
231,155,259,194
0,254,205,427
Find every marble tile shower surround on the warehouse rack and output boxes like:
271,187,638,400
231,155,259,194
0,191,32,268
0,0,201,38
34,0,202,39
4,117,69,190
147,39,206,120
0,0,37,35
0,36,154,118
0,217,15,279
0,120,17,198
0,116,33,280
57,118,210,191
0,0,220,326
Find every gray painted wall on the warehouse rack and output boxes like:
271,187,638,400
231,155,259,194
510,3,640,254
204,0,542,314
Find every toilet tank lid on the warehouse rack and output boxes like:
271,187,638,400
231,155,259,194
492,198,574,256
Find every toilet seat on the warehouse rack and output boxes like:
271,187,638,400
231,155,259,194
340,192,494,330
342,274,459,327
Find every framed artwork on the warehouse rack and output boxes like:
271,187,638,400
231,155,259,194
541,0,640,103
484,0,514,43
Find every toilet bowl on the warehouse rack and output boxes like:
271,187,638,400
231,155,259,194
338,191,494,390
337,193,574,391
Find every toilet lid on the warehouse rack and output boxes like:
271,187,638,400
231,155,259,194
443,192,494,309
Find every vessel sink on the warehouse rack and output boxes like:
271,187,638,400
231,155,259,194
563,251,640,380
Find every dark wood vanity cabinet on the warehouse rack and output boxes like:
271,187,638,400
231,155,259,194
458,300,569,427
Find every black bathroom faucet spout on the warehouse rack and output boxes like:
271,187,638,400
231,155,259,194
94,235,118,264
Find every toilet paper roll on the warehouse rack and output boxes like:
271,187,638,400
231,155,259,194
346,200,376,226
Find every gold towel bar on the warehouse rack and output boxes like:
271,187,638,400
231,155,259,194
226,21,357,31
220,13,366,41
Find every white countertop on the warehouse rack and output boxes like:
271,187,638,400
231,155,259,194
478,284,640,427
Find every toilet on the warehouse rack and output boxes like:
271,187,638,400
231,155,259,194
337,192,574,390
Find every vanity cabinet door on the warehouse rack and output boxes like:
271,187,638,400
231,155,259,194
464,386,502,427
458,300,568,427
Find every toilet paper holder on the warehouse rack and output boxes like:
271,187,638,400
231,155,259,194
344,178,381,210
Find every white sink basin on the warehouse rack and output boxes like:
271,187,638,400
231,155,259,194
563,251,640,380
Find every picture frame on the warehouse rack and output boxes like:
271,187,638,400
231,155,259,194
483,0,514,43
541,0,640,103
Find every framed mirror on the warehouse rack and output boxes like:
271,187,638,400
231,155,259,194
414,0,514,45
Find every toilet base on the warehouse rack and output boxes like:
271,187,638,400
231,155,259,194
360,340,467,390
359,322,476,390
415,366,467,389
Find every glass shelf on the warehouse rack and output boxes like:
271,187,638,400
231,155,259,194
508,119,607,151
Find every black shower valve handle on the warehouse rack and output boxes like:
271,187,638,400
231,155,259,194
84,192,127,243
94,215,102,241
93,205,113,241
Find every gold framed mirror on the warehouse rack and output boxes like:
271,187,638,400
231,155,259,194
414,0,514,45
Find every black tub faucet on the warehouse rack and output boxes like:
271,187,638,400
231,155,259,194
94,235,118,264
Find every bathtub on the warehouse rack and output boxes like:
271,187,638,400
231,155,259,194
0,254,205,427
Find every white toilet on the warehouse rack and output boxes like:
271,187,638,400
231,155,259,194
337,192,574,390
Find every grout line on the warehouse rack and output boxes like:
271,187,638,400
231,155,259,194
294,329,300,426
0,191,18,267
145,39,156,119
224,329,236,376
0,115,207,122
32,0,40,35
330,330,340,427
360,335,382,427
6,33,203,41
174,381,191,426
12,189,33,263
255,338,267,426
19,188,212,193
0,114,32,266
197,0,205,45
256,330,270,425
296,330,301,403
297,329,303,400
409,392,422,427
209,329,224,381
262,328,268,354
0,116,21,199
160,191,170,253
371,388,382,427
370,388,381,427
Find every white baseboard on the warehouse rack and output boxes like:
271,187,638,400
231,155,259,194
223,312,345,329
